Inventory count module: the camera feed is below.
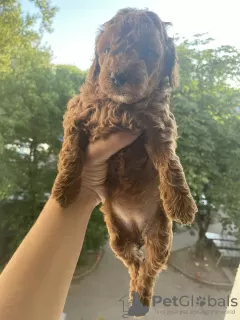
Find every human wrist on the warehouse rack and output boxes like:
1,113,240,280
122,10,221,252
49,187,98,215
78,185,101,208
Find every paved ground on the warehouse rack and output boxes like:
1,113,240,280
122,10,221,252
172,221,223,251
64,230,235,320
172,230,197,251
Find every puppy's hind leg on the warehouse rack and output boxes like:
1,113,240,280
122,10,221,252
136,208,173,309
101,201,143,305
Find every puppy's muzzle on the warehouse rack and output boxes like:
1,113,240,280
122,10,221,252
110,72,127,86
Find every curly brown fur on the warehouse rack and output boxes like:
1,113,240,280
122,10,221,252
52,8,197,314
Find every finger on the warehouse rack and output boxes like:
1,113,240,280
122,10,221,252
86,131,141,164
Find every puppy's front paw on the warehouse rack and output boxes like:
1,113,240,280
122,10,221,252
163,190,197,225
52,173,81,208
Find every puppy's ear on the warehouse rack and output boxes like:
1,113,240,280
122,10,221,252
88,30,103,82
164,37,179,88
88,52,100,82
145,11,163,31
145,12,179,88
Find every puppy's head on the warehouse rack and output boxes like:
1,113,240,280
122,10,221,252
88,8,178,104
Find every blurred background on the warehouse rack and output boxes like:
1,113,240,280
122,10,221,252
0,1,240,319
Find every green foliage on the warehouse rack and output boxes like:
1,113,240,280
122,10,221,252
0,0,91,266
0,63,86,197
173,35,240,253
0,62,86,265
29,0,58,33
0,0,57,73
78,204,108,264
0,199,42,265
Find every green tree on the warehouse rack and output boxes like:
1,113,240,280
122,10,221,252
0,62,86,259
173,34,240,258
0,1,107,269
78,204,108,265
0,0,57,73
0,0,57,187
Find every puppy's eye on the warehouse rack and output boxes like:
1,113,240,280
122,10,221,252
104,47,111,54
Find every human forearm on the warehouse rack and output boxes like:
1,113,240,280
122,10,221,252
0,131,140,320
0,189,97,320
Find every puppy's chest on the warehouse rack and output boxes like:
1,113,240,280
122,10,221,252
82,101,143,142
106,135,159,194
82,102,159,192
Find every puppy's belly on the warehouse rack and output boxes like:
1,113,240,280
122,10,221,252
106,134,160,232
112,198,158,232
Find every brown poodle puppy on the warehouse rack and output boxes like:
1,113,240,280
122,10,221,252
52,8,197,315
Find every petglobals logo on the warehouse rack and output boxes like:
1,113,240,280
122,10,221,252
118,293,238,318
152,295,238,308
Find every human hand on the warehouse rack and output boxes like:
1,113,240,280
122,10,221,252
81,132,140,204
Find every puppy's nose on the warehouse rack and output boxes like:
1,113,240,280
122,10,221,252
110,72,127,86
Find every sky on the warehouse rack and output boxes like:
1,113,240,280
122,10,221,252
21,0,240,70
